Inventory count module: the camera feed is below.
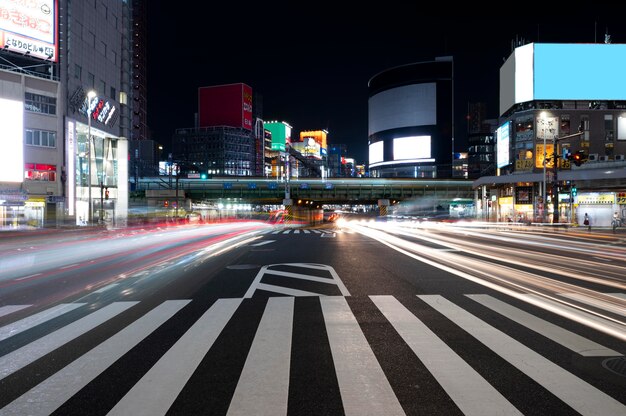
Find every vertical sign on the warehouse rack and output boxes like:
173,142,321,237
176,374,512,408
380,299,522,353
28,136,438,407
66,120,75,215
242,84,253,131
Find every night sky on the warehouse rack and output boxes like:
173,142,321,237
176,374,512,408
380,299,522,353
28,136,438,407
147,7,624,164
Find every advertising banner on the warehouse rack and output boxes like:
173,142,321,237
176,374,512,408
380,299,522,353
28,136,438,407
242,84,253,131
0,0,58,61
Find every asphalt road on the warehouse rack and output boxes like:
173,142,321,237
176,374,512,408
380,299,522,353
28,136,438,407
0,220,624,415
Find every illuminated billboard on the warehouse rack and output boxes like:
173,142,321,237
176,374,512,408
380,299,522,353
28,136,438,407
369,141,383,164
265,121,291,152
393,136,431,160
369,83,436,136
300,130,327,151
198,83,253,130
496,121,511,168
0,98,24,182
0,0,58,61
500,43,626,115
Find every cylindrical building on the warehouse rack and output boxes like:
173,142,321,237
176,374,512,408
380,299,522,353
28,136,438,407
368,58,453,178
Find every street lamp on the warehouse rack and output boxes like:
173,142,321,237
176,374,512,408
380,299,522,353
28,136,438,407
86,90,96,224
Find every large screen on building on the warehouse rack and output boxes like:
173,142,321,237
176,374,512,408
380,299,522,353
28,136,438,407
534,43,626,100
0,0,58,61
393,136,431,160
198,83,253,130
368,83,436,136
0,98,24,182
369,141,384,164
496,121,511,168
500,43,626,115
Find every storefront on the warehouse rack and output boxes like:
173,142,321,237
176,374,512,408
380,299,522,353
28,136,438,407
574,193,616,227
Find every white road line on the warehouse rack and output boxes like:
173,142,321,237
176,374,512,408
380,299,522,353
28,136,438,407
255,283,322,297
303,230,311,234
419,295,626,416
312,230,322,234
15,272,42,281
244,264,350,298
59,263,79,270
271,230,281,234
467,295,621,357
520,294,626,340
2,300,190,416
264,269,336,284
320,297,405,416
227,298,293,416
0,305,31,318
93,283,119,294
560,293,626,317
0,302,136,381
321,233,336,238
107,298,242,416
294,229,300,234
0,303,86,342
251,240,275,247
372,296,520,416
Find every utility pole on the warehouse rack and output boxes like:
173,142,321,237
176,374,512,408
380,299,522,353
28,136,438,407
551,131,585,223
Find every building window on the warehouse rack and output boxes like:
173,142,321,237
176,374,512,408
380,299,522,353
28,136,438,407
110,86,116,100
100,80,106,96
100,41,107,57
111,50,117,65
74,64,82,80
88,72,95,88
618,116,626,141
119,91,127,105
560,115,570,135
25,129,57,147
88,31,95,47
24,163,57,181
24,93,56,115
604,114,614,141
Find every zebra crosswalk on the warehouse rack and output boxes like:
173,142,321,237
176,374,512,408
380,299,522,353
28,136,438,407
0,293,624,415
271,228,352,235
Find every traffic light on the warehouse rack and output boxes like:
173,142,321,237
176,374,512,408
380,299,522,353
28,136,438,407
200,172,208,179
105,187,109,200
571,150,586,166
571,186,577,197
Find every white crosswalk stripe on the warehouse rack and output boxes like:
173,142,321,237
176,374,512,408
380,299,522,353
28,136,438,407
2,300,190,416
0,305,31,319
107,298,241,416
0,303,86,342
467,294,621,357
227,297,293,416
372,295,521,415
0,293,624,415
419,295,626,416
0,302,137,381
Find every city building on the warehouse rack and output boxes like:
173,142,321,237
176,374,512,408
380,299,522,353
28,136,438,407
0,0,132,228
172,83,260,176
368,57,454,178
466,103,496,179
474,42,626,225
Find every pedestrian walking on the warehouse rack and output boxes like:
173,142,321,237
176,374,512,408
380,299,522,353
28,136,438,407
583,213,590,231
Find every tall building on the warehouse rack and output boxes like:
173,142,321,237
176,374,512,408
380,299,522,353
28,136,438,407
474,42,626,225
0,0,133,228
368,57,454,178
466,103,496,179
128,0,156,179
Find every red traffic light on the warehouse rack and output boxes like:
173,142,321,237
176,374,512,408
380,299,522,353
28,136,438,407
572,150,586,166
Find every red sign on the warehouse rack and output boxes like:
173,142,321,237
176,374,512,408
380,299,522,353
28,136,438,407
198,83,253,131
